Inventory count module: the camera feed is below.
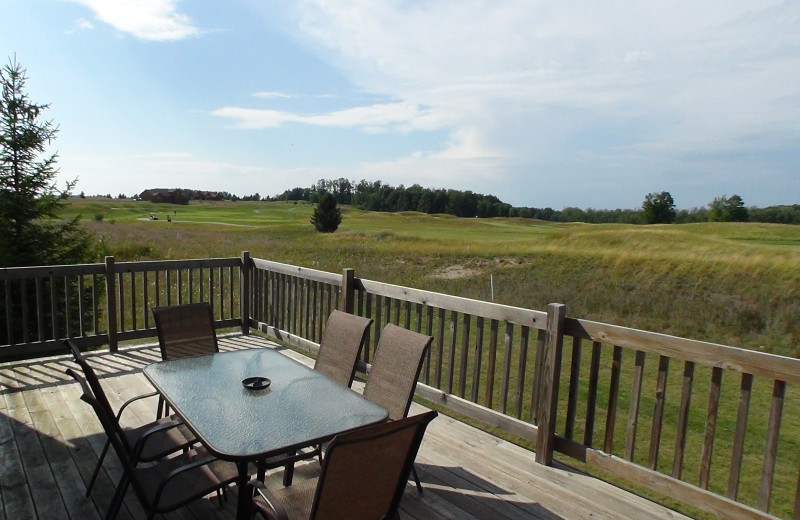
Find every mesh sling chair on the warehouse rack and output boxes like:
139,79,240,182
65,363,238,520
257,310,374,485
152,302,219,418
362,323,433,494
64,339,196,498
249,410,438,520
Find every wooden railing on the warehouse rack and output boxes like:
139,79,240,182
0,255,244,359
2,252,799,519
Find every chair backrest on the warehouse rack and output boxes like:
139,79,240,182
64,340,132,450
313,310,373,387
152,302,218,360
310,410,437,520
362,324,433,421
63,341,141,471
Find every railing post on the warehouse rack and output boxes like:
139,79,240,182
536,302,566,465
342,268,355,313
105,256,118,352
240,251,251,335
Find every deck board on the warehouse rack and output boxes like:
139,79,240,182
0,334,693,520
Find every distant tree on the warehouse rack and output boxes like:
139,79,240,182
311,192,342,233
708,194,748,222
642,191,676,224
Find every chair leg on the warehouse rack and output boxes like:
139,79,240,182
105,475,129,520
86,437,111,496
156,395,166,419
282,461,295,487
411,464,423,494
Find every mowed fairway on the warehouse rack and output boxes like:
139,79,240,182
67,198,800,357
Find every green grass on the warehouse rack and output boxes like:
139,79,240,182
66,198,800,357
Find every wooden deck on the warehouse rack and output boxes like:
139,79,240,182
0,334,693,520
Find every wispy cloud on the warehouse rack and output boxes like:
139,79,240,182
67,0,199,41
213,100,450,134
253,91,293,99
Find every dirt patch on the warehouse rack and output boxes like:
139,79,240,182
430,265,483,279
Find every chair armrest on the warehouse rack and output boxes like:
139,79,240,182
150,450,227,506
130,418,185,462
248,480,289,520
115,391,160,420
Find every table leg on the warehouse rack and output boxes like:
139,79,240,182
236,461,251,520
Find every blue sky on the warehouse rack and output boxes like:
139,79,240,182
3,0,799,210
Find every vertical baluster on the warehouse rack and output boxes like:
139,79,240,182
727,373,753,499
209,267,216,318
423,305,434,385
143,271,150,329
4,279,13,345
513,326,530,419
36,277,44,341
130,271,137,331
363,292,372,363
673,361,696,479
758,379,785,511
648,355,670,469
603,346,623,454
435,307,445,389
470,316,484,403
458,313,471,398
484,319,499,408
500,322,514,414
584,341,602,446
78,274,86,336
64,276,71,337
117,272,125,333
50,274,58,339
230,266,236,319
21,279,30,343
446,310,458,394
625,350,647,461
564,336,582,439
699,366,723,489
92,273,99,335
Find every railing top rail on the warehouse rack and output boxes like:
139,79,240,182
251,257,342,285
357,277,547,328
566,316,800,384
0,263,106,280
114,257,241,272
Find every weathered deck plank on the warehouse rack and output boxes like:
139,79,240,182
0,335,693,520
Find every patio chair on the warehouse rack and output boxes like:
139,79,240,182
64,339,196,498
313,310,373,387
66,365,238,520
257,310,373,486
249,410,438,520
152,302,219,418
362,323,433,493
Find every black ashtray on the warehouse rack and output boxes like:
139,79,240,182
242,376,271,390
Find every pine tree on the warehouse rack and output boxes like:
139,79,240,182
310,192,342,233
0,57,95,267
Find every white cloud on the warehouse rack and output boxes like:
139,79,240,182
253,91,292,99
67,0,199,41
212,100,450,133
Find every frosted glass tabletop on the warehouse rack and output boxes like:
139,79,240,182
143,348,388,461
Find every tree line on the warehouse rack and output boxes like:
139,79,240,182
276,179,800,225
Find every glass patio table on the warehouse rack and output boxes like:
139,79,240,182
143,347,388,520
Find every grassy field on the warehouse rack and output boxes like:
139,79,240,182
66,197,800,358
